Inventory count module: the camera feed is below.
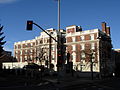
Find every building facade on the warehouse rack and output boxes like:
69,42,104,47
14,22,114,76
14,28,66,71
65,22,113,76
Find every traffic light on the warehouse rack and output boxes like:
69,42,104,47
57,45,62,67
26,21,33,30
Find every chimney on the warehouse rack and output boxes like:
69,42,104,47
102,22,107,33
76,26,82,32
106,26,111,36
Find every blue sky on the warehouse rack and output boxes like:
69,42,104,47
0,0,120,54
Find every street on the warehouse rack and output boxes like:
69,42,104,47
0,77,120,90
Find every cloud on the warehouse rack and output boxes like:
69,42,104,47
0,0,19,4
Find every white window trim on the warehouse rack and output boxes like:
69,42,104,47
20,56,22,62
72,52,76,63
81,52,85,58
81,36,84,41
81,44,85,50
91,43,95,49
90,34,94,40
72,37,76,42
72,45,76,51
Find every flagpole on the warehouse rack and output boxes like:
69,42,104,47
58,0,60,32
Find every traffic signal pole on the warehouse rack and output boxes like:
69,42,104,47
33,22,58,42
26,0,62,83
49,33,52,69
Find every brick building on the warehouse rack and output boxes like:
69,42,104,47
14,22,114,76
66,22,113,76
14,28,66,70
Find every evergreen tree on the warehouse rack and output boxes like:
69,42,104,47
0,26,6,57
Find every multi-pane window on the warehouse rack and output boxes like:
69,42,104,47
18,45,21,49
15,45,17,49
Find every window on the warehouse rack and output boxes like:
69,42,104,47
40,39,43,44
15,45,17,49
51,32,53,34
18,45,21,49
81,44,85,50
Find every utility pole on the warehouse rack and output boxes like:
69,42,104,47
58,0,60,32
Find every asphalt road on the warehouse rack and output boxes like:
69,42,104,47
0,76,120,90
60,77,120,90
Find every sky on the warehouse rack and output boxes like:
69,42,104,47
0,0,120,55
